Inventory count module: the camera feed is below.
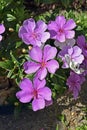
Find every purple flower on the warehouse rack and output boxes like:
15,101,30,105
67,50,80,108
48,16,76,42
66,71,85,99
23,45,59,80
19,18,50,47
54,38,75,49
77,35,87,58
0,24,5,41
16,78,52,111
58,45,84,73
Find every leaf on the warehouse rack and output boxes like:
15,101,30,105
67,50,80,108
7,14,16,21
0,60,14,70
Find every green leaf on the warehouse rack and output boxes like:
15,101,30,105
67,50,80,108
7,14,16,21
0,60,14,70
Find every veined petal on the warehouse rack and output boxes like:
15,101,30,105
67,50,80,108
55,16,66,28
23,61,40,74
43,45,57,61
32,98,45,111
64,19,76,30
18,26,28,38
33,78,46,89
71,46,82,57
36,20,47,32
38,87,52,101
16,90,33,103
41,32,50,43
48,21,58,31
57,33,65,42
65,30,75,39
46,60,59,74
36,68,47,80
19,78,33,91
29,46,42,62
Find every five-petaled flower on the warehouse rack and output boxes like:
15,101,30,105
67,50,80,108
16,78,52,111
18,18,50,47
23,45,59,80
48,16,76,43
0,24,5,41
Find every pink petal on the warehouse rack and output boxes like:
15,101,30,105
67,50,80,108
0,24,5,34
38,87,52,101
23,18,36,31
36,68,47,80
45,100,53,106
36,20,47,32
32,98,45,111
64,19,76,30
46,60,59,74
23,61,40,74
16,90,33,103
55,16,66,28
18,26,28,38
29,46,42,62
19,78,33,91
41,32,50,43
73,55,84,64
43,45,57,61
57,33,65,42
65,30,75,39
77,35,86,47
71,46,82,57
33,78,46,89
48,21,58,31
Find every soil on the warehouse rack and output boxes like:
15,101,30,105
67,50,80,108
0,77,87,130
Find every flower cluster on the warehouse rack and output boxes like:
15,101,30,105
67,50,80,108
0,24,5,42
16,16,87,111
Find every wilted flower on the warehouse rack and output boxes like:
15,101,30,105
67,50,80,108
54,38,75,49
66,71,85,99
0,24,5,41
19,18,50,47
48,16,76,42
58,45,84,74
23,45,59,80
16,78,52,111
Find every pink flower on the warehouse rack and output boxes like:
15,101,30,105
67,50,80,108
18,18,50,47
0,24,5,41
16,78,52,111
48,16,76,42
23,45,59,80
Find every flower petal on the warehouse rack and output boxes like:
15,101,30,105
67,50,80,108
32,98,45,111
48,21,58,31
64,19,76,30
33,78,46,89
38,87,52,101
0,35,2,41
0,24,5,34
43,45,57,61
65,30,75,39
29,46,42,62
16,90,33,103
36,68,47,80
71,46,82,57
56,33,65,42
36,20,47,32
19,78,33,91
46,60,59,74
18,26,28,38
55,16,66,28
41,32,50,43
23,61,40,74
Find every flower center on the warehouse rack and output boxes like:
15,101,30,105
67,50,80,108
41,61,46,68
33,89,38,98
59,28,64,33
32,32,37,39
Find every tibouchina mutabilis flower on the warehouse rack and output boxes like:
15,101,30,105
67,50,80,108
16,78,52,111
23,45,59,80
66,72,85,99
18,18,50,47
0,24,5,41
58,45,84,74
48,16,76,43
77,35,87,58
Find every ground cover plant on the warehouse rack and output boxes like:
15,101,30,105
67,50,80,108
0,0,87,129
